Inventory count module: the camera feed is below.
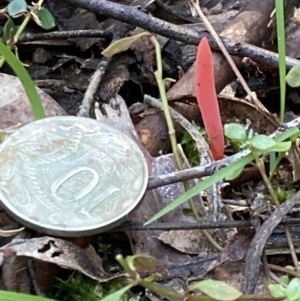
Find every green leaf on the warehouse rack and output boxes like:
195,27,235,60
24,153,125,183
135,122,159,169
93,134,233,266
267,141,291,153
100,284,134,301
35,8,56,30
224,123,247,141
7,0,27,18
145,126,299,225
189,279,242,301
225,166,243,181
102,32,151,57
180,134,192,145
268,284,287,299
286,278,300,301
289,132,299,143
279,127,300,142
250,135,276,151
280,275,289,285
285,265,295,271
126,254,158,273
269,151,276,175
275,186,288,203
3,18,15,41
0,41,46,119
0,290,57,301
286,64,300,88
247,128,254,140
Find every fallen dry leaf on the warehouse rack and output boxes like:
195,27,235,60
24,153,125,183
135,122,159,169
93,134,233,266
159,229,218,256
0,73,66,135
101,32,150,57
0,236,118,282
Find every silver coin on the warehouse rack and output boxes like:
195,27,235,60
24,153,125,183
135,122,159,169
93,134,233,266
0,116,148,236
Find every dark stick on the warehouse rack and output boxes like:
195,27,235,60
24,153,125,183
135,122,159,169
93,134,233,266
147,161,214,189
64,0,300,70
110,217,300,232
19,30,112,42
147,150,248,190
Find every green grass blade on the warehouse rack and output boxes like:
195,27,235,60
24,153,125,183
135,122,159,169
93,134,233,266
0,290,57,301
145,126,299,225
273,126,299,143
275,0,286,123
145,153,255,225
0,41,46,119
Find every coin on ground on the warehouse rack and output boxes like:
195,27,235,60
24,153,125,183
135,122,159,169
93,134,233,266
0,116,148,236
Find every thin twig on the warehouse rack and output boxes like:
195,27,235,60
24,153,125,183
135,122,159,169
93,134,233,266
269,271,288,287
111,217,300,232
190,0,267,112
19,29,112,42
268,263,298,277
77,56,111,117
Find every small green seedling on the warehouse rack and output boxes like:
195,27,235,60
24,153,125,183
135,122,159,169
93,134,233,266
224,123,291,180
269,277,300,301
97,254,244,301
180,123,206,166
275,186,296,204
5,0,55,30
225,123,291,153
0,0,56,67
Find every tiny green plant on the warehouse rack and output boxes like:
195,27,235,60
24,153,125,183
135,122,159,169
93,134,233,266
180,123,205,166
108,254,243,301
269,277,300,301
225,123,292,158
286,64,300,88
1,0,55,66
53,272,139,301
0,0,53,121
275,185,295,204
87,254,280,301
